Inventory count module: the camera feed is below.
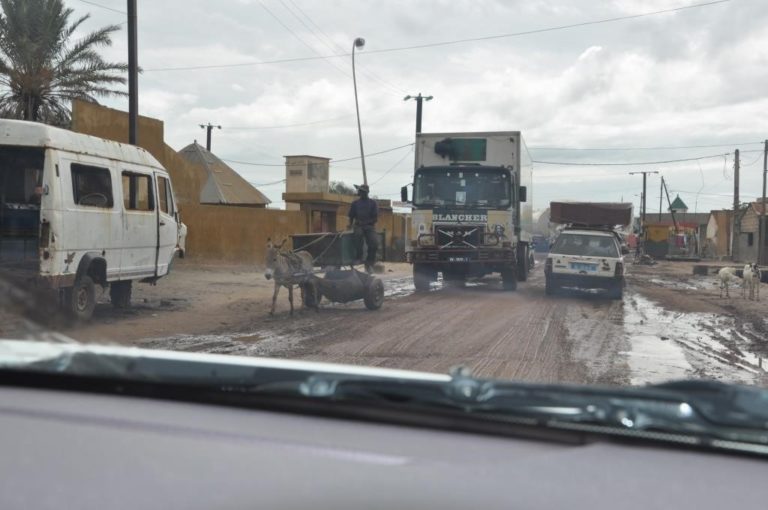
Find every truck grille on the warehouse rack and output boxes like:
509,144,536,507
435,226,482,249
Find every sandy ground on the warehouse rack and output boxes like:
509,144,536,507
13,256,758,388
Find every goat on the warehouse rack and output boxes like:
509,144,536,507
717,267,740,298
264,238,314,316
742,263,762,301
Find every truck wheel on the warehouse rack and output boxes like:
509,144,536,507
364,278,385,310
517,246,529,282
110,281,132,309
65,275,96,321
413,264,432,292
501,267,517,291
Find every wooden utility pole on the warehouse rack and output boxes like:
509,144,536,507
127,0,138,145
629,170,658,230
732,149,740,261
759,140,768,265
199,123,221,151
659,178,663,222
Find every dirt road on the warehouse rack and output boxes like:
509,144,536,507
49,258,768,387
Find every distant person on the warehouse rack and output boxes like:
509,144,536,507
348,184,378,273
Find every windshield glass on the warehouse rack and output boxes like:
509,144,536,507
413,166,511,209
2,0,768,463
551,233,620,257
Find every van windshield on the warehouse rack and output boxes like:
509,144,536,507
550,233,619,257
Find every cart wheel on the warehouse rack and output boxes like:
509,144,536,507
364,278,384,310
302,280,321,309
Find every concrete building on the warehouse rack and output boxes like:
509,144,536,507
734,201,768,264
704,210,732,259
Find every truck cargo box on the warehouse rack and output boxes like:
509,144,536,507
550,202,633,227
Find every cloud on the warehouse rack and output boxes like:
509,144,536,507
66,0,768,210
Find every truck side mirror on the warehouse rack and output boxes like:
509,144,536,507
401,186,409,203
519,186,527,203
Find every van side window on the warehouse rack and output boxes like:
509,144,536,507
122,172,154,211
71,163,113,208
157,176,174,215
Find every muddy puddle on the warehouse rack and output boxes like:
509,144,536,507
139,328,305,357
622,293,766,385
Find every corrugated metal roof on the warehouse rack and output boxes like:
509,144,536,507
179,142,271,206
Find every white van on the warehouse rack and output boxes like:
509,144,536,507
0,120,184,320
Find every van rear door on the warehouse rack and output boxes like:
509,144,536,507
154,173,177,277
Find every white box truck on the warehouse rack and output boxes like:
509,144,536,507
0,120,185,320
400,131,533,290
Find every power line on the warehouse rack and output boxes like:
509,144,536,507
259,1,354,82
77,0,125,14
532,153,729,166
222,142,414,167
332,142,414,162
277,0,406,96
249,178,287,187
144,0,728,72
529,141,763,151
226,114,356,130
370,147,414,185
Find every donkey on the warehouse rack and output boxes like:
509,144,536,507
264,238,314,316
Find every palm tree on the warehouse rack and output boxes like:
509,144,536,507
0,0,127,126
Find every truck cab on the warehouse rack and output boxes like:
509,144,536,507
403,132,533,291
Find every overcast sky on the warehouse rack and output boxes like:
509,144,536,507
69,0,768,212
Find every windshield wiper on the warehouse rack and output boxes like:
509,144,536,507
4,343,768,452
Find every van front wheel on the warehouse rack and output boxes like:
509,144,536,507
66,276,96,321
110,281,132,309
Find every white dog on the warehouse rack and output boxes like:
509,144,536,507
717,267,740,298
742,263,762,301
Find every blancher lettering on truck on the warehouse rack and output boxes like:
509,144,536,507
0,119,186,321
400,132,533,291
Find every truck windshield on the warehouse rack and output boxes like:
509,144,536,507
550,233,619,257
413,166,511,209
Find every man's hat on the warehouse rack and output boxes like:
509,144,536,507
356,184,370,193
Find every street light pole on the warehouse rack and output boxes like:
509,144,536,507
403,93,433,134
352,37,367,186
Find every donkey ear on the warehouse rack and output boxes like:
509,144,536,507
278,238,288,249
266,237,273,248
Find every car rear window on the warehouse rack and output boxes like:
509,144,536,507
551,233,619,257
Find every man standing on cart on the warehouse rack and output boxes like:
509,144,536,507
348,184,378,273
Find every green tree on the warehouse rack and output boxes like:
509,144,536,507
0,0,127,125
329,181,357,196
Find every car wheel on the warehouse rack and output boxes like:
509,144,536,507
545,275,555,295
66,275,96,321
109,281,132,309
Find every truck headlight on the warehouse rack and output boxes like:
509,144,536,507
418,223,427,233
493,224,505,236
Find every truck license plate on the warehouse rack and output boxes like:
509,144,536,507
449,256,469,262
571,262,597,272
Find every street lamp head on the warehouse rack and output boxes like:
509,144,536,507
425,96,434,101
354,37,365,49
403,95,412,101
